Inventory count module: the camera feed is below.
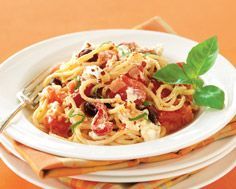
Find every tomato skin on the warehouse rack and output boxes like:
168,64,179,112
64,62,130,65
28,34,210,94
109,75,146,103
91,103,114,136
150,79,171,97
121,75,144,90
84,84,94,96
44,116,71,138
109,78,126,93
47,88,64,104
158,104,194,134
72,92,84,107
150,79,162,93
67,80,77,94
127,63,146,84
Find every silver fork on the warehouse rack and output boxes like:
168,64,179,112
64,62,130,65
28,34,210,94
0,68,51,133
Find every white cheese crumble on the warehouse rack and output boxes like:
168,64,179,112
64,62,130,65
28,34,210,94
82,65,103,80
117,45,130,58
48,101,60,115
126,87,139,102
140,121,161,141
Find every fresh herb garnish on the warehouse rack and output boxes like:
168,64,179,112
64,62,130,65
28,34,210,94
68,109,85,132
117,45,131,57
74,77,81,90
68,109,84,118
193,85,225,109
153,36,225,109
143,101,152,106
154,64,192,84
70,116,85,133
129,112,148,121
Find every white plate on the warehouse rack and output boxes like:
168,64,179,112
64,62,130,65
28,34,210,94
0,29,236,160
71,143,236,182
0,146,235,188
1,133,235,176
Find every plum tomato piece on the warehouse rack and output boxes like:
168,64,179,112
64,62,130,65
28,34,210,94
47,87,65,104
67,80,78,94
72,92,84,107
91,103,114,136
109,75,146,103
44,116,71,138
127,62,147,84
158,104,194,134
84,84,95,97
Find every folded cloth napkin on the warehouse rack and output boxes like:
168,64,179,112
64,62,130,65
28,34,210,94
1,17,236,189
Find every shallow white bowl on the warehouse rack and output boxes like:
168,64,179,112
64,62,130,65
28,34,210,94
0,30,236,160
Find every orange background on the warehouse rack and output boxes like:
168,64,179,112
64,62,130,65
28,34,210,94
0,0,235,188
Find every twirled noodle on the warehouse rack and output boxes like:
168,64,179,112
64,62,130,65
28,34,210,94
79,79,122,103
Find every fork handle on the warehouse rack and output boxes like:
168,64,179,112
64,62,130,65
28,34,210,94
0,101,27,134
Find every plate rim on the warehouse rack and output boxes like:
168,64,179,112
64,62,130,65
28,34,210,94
0,144,235,186
1,132,235,176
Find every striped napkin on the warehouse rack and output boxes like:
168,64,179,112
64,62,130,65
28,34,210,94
1,17,236,189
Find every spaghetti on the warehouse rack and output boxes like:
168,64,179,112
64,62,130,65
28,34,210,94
33,42,198,145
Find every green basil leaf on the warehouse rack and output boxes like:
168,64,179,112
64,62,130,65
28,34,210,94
68,109,84,118
193,85,224,109
129,113,148,121
70,114,85,133
143,101,152,106
185,36,218,77
153,64,192,84
191,78,204,88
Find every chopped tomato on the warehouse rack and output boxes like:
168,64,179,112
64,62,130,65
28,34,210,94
109,78,126,93
122,75,145,90
47,87,65,104
158,104,194,134
67,80,78,94
150,79,161,93
98,50,117,68
44,116,71,138
72,92,84,107
109,75,146,104
84,84,95,96
91,103,114,136
127,62,146,84
150,79,170,97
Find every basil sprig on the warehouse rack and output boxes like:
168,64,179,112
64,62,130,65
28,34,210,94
153,36,225,109
129,112,148,121
68,109,85,133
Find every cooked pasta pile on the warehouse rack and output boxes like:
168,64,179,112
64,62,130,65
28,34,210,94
33,42,198,145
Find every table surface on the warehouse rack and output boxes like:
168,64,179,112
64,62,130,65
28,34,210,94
0,0,235,188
